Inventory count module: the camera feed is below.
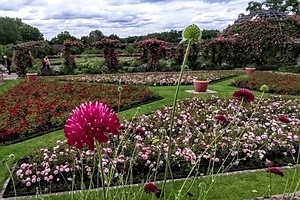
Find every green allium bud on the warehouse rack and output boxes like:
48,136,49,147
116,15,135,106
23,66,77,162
118,86,123,93
260,85,269,92
181,24,202,44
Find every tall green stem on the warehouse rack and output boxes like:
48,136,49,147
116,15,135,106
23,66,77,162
6,162,17,200
96,142,107,200
161,40,192,197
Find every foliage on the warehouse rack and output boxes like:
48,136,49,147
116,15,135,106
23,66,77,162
61,39,83,74
80,30,105,45
0,45,13,58
19,24,44,42
12,41,42,77
50,31,77,45
137,39,167,71
0,79,160,143
231,71,300,95
0,17,43,45
30,41,54,59
203,15,300,68
93,38,121,71
246,0,300,14
0,17,22,45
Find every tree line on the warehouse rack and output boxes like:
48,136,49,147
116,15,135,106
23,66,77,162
0,16,220,46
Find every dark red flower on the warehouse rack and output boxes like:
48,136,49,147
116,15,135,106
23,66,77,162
267,167,284,177
154,189,163,198
64,101,120,150
144,182,157,193
233,88,255,102
136,127,145,135
279,116,291,123
214,114,227,122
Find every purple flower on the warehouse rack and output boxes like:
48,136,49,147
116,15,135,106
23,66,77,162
233,88,255,102
64,101,120,150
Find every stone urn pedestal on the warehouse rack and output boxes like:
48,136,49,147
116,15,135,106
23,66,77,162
26,73,38,81
193,80,210,92
245,67,256,75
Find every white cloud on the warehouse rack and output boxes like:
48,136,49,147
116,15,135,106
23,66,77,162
0,0,257,40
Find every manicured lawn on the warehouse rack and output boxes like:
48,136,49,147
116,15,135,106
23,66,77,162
20,167,300,200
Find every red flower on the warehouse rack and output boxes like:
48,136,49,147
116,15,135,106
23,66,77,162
267,167,284,177
233,88,255,102
144,182,157,193
64,101,120,150
214,114,227,122
136,127,145,135
279,116,291,123
154,188,163,198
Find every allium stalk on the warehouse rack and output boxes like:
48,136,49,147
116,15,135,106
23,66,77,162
161,24,201,198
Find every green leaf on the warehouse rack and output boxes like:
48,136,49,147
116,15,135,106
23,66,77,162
182,24,202,43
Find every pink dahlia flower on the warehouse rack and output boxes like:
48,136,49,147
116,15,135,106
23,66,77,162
265,159,274,167
64,101,120,150
233,88,255,102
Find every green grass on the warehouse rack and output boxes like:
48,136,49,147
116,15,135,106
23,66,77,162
21,167,300,200
0,75,300,200
0,79,22,96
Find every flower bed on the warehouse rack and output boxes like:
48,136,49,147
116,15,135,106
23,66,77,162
5,95,300,197
231,72,300,95
0,79,160,144
60,71,240,86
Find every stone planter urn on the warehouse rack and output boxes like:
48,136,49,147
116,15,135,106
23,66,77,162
26,73,38,81
245,67,256,75
193,80,210,92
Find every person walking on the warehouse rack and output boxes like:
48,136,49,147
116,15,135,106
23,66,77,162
42,56,51,69
3,55,11,74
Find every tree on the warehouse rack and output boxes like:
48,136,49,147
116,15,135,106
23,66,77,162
81,30,105,45
108,34,120,40
246,0,300,14
0,17,44,45
246,1,263,12
202,29,221,39
50,31,77,44
0,17,22,45
19,24,44,42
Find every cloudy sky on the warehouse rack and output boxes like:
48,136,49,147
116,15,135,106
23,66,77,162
0,0,260,40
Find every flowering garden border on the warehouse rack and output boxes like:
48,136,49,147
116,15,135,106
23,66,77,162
59,71,241,86
231,72,300,95
0,79,161,145
3,92,299,198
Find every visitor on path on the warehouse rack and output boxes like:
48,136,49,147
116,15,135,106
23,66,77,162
3,55,11,74
42,56,51,69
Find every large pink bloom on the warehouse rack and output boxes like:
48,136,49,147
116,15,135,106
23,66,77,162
64,101,120,150
233,88,255,102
